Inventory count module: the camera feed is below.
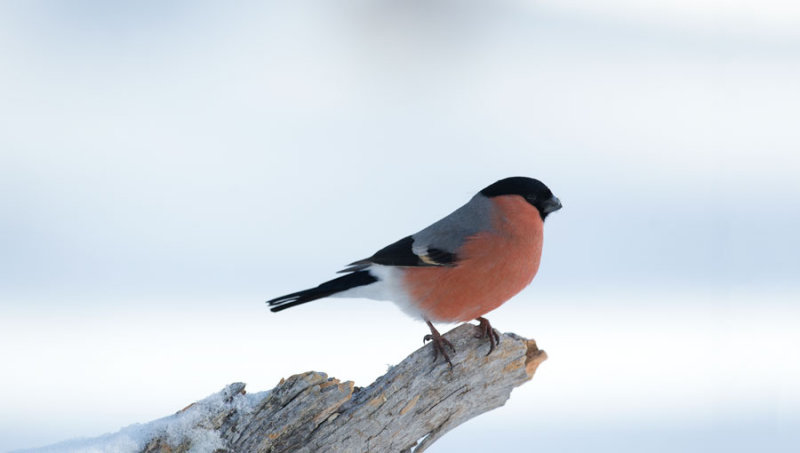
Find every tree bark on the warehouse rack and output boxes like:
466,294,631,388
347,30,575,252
142,323,546,453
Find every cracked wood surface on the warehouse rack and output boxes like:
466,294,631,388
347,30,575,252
143,323,547,453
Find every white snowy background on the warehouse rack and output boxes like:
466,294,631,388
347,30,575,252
1,1,799,452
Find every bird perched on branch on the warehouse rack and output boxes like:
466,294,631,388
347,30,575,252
268,176,562,366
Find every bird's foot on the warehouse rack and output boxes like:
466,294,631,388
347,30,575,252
424,321,456,367
474,317,501,356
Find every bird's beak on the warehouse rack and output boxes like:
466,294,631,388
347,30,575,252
542,196,562,214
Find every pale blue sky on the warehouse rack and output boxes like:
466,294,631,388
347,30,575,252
1,1,799,452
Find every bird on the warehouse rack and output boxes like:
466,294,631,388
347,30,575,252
267,176,562,366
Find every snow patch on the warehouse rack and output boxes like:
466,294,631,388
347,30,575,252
18,383,269,453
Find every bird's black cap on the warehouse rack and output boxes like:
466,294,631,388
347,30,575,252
480,176,562,220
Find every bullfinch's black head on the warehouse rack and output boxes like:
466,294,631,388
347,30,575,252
480,176,562,220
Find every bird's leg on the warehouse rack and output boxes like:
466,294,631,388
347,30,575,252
474,317,501,356
423,320,456,367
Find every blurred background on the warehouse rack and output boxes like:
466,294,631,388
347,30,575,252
1,1,798,451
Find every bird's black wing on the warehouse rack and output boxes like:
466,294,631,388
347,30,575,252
338,235,458,273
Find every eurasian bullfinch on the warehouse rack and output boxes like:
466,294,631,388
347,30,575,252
268,176,562,366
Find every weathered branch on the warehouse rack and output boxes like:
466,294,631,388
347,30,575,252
106,324,544,453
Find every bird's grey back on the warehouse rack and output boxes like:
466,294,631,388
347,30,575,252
411,193,494,255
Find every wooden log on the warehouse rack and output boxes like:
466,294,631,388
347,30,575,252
140,323,546,453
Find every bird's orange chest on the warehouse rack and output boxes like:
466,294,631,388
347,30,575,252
403,196,544,322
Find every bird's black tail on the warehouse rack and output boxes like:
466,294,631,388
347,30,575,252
267,270,378,312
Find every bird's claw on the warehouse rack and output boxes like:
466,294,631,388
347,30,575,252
424,321,456,367
475,317,501,356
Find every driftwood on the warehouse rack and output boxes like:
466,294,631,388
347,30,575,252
140,324,546,453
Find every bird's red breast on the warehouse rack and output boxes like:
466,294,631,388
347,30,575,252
402,195,544,322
